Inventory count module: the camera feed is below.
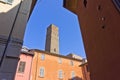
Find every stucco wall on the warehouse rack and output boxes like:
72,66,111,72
31,51,83,80
15,53,33,80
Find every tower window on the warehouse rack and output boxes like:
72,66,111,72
113,0,120,12
97,5,101,11
83,0,87,8
54,48,56,52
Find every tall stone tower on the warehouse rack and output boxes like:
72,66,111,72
45,24,59,54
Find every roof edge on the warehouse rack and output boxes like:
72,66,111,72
31,49,83,62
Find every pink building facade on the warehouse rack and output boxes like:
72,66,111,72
14,47,34,80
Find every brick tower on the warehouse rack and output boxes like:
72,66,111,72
45,24,59,54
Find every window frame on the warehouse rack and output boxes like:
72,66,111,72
39,67,45,77
58,57,62,64
41,54,45,60
70,60,74,66
54,48,56,52
18,61,26,73
58,70,63,79
71,71,75,79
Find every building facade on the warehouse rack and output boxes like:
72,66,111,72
14,47,34,80
31,49,84,80
64,0,120,80
14,25,90,80
0,0,36,79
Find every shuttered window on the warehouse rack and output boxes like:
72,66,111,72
70,60,74,66
58,70,63,79
18,61,26,73
40,67,45,77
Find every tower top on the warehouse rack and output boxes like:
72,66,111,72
45,24,59,54
47,24,58,32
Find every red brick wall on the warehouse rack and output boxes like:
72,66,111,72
15,53,33,80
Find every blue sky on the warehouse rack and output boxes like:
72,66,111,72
23,0,86,58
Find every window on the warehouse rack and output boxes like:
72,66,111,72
71,71,75,79
18,61,26,73
40,67,45,77
83,0,87,8
0,0,13,4
113,0,120,12
58,70,63,79
54,48,56,52
41,54,45,60
70,60,74,66
58,58,62,64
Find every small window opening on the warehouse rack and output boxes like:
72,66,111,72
83,0,87,8
97,5,101,11
54,48,56,52
102,25,105,29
